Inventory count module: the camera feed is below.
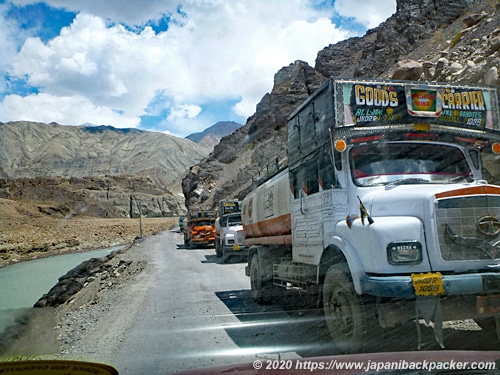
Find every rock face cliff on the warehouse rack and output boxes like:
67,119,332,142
182,0,500,210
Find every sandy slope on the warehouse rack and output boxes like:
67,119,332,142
0,198,177,267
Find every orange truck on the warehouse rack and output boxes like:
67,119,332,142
183,210,216,249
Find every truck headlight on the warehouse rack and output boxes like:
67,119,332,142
387,241,422,265
225,234,235,245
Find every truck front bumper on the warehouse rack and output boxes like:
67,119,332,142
223,244,249,256
361,271,500,298
191,238,215,245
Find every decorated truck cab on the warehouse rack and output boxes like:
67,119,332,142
183,210,216,249
242,78,500,352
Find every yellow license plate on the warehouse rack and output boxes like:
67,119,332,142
411,272,445,296
233,244,241,250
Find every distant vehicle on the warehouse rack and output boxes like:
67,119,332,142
214,200,248,263
183,210,216,248
242,77,500,353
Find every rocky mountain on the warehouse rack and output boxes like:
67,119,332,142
0,122,209,186
182,0,500,210
0,121,210,217
186,121,242,149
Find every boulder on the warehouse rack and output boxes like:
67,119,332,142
392,60,424,80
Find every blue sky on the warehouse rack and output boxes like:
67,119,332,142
0,0,396,138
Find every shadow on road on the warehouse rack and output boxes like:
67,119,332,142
215,289,500,357
201,254,248,265
202,254,218,264
215,289,337,358
175,244,215,250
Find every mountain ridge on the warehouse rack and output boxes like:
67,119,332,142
0,121,209,187
0,121,211,217
186,121,242,149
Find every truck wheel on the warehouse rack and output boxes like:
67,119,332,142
215,242,222,258
250,255,272,304
323,263,376,353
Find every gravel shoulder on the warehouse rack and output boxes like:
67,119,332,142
54,236,160,363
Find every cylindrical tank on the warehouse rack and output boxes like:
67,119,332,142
241,169,291,242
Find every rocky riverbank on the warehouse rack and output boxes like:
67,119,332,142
0,226,172,358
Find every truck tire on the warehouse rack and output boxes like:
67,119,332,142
222,249,229,264
215,241,222,258
323,262,378,353
249,254,273,304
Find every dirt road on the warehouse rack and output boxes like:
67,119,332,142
55,230,264,374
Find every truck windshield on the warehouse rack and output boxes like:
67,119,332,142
350,142,472,187
228,215,242,226
192,220,214,226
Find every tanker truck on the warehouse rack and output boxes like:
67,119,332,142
242,78,500,353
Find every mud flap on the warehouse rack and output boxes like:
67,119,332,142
415,296,444,350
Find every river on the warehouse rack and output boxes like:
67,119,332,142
0,246,124,334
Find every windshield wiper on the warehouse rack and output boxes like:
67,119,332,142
386,178,431,187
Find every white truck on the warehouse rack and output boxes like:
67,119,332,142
242,78,500,353
215,200,248,263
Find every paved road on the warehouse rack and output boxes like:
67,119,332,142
105,230,499,375
108,230,337,374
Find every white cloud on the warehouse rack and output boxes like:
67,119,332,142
334,0,396,29
10,0,176,25
167,104,202,121
0,93,139,127
1,0,396,136
0,3,29,74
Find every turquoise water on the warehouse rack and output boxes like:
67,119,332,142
0,246,123,333
0,246,123,310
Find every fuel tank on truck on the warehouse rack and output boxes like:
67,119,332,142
241,169,292,245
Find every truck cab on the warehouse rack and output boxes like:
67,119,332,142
242,78,500,352
184,210,216,249
215,200,248,263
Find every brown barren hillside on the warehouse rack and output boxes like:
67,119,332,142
0,198,178,267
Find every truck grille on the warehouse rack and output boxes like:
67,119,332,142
436,195,500,261
236,231,245,244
